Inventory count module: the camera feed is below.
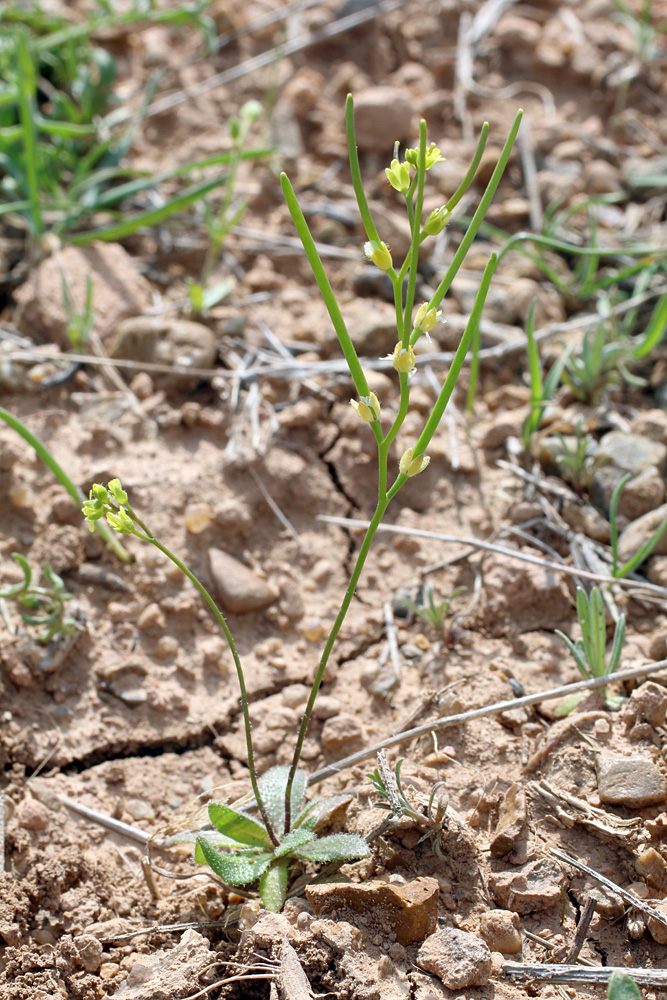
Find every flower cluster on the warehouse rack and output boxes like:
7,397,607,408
82,479,135,534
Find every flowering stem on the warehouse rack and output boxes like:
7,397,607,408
284,495,389,830
0,406,131,564
123,506,279,846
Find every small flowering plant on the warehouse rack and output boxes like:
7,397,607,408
83,97,521,911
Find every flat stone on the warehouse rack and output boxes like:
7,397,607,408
560,499,610,543
597,432,667,476
108,317,217,389
478,910,522,954
320,713,362,751
488,858,566,913
490,783,527,858
111,929,211,999
595,752,667,808
630,409,667,444
416,927,492,988
14,242,151,348
618,503,667,564
208,549,277,614
353,87,414,153
306,877,438,946
478,411,525,450
648,556,667,588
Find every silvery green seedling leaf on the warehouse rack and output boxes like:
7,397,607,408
273,828,315,859
257,766,307,833
207,802,272,847
607,971,641,1000
196,836,272,884
192,831,255,863
295,794,352,831
259,858,289,913
295,832,369,862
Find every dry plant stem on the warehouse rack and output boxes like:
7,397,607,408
503,965,667,987
549,846,667,929
124,505,279,846
318,515,667,599
307,658,667,785
564,896,597,963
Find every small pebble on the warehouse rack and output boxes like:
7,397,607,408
184,502,212,534
137,603,165,630
18,797,50,831
155,636,179,659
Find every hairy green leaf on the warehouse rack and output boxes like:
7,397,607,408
258,766,307,835
259,859,289,913
196,837,272,884
295,832,370,863
273,828,315,859
207,803,271,848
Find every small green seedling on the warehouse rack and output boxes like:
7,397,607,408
0,553,76,644
560,322,627,404
399,584,465,634
176,766,367,912
554,585,625,716
608,970,642,1000
84,97,522,909
555,422,606,496
610,473,667,578
370,757,449,859
522,301,571,451
61,271,94,348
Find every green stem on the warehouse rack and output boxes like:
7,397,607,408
125,513,279,847
402,121,426,341
0,406,131,563
284,497,389,830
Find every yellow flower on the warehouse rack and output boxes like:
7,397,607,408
385,158,411,193
414,304,441,333
350,392,381,423
399,448,430,478
392,342,416,374
106,509,135,534
364,240,393,271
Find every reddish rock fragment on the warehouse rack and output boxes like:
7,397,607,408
306,877,438,946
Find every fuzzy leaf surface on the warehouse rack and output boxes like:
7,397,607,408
273,828,315,859
295,794,351,831
196,836,272,884
207,802,271,847
295,832,370,862
257,766,307,834
259,858,289,912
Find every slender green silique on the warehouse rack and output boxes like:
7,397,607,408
0,406,130,563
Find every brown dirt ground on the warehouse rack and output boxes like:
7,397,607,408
2,0,667,997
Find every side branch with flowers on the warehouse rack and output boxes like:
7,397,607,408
83,97,522,912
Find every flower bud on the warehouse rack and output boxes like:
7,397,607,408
399,448,430,478
350,392,381,423
385,158,411,193
423,206,451,236
392,342,416,374
107,509,134,534
82,498,104,520
92,483,109,503
108,478,128,505
414,303,441,333
364,240,393,272
405,143,444,170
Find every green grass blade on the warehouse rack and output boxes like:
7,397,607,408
67,175,230,243
615,513,667,578
16,30,42,236
632,290,667,359
606,614,626,675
